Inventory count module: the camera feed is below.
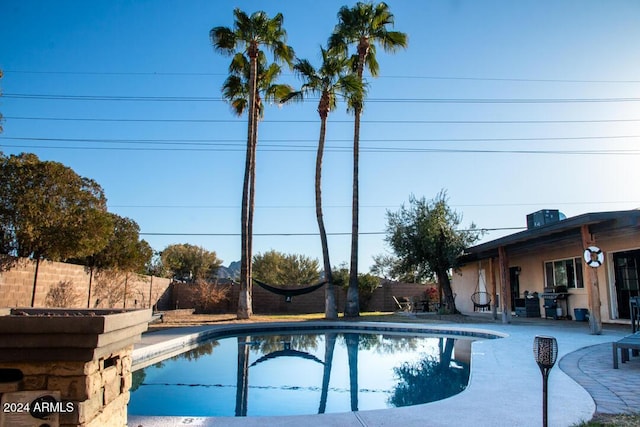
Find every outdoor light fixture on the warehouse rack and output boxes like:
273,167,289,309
533,335,558,427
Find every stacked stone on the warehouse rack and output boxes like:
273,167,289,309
0,308,150,427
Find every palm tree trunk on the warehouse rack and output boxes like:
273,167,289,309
247,104,259,315
318,332,337,413
235,335,250,416
238,44,259,319
346,43,368,318
346,333,359,411
345,105,361,317
317,113,337,319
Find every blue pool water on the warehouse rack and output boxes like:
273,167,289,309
129,331,472,417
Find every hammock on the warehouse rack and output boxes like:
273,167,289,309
250,349,324,367
253,278,327,302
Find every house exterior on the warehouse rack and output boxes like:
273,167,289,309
452,209,640,326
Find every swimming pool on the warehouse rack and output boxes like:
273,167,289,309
129,329,476,417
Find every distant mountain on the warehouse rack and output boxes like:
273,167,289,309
217,261,240,279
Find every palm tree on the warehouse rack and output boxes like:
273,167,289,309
329,2,407,317
211,9,294,319
291,47,363,319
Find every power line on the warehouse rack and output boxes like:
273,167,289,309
139,227,525,237
5,134,640,144
108,200,640,209
5,92,640,104
6,115,640,125
6,69,640,84
2,143,638,155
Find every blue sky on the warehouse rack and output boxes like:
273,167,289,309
1,1,640,272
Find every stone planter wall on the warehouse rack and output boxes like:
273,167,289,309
0,308,150,427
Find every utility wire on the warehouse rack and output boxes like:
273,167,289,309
5,92,640,104
6,69,640,83
139,227,526,237
109,200,640,209
2,143,638,155
6,115,640,125
5,134,640,144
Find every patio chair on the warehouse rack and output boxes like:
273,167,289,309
471,291,491,312
393,296,412,312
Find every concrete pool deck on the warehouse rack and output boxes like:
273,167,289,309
128,318,639,427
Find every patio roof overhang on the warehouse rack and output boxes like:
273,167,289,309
460,209,640,264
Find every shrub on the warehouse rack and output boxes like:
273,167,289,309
45,280,82,307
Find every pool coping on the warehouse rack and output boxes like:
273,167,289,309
130,320,628,427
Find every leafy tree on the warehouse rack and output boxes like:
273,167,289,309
91,214,152,307
370,253,425,283
0,152,112,306
290,47,364,319
160,243,222,283
385,191,482,313
70,213,152,307
211,9,294,319
328,2,408,317
252,250,320,285
145,251,168,278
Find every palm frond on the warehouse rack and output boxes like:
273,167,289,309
229,52,249,77
210,26,236,55
366,44,380,77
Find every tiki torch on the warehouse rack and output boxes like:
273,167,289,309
533,335,558,427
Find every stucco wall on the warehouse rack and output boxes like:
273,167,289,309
452,230,640,322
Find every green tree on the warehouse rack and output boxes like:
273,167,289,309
370,253,425,283
88,214,153,308
211,9,294,319
385,191,482,313
70,213,152,307
160,243,222,283
0,152,112,306
252,250,320,285
291,47,364,319
328,2,407,317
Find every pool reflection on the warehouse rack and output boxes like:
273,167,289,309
129,332,472,417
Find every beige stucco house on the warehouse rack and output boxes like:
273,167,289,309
452,209,640,325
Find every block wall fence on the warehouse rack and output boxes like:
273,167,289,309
0,257,171,310
1,257,432,313
172,279,432,314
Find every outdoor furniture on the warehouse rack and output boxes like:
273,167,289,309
612,332,640,369
393,296,412,312
411,296,428,312
471,291,491,312
630,296,640,333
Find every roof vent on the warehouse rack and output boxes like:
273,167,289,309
526,210,564,229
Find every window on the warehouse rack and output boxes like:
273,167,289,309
544,257,584,289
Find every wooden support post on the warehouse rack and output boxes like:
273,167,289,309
498,246,512,324
581,224,602,335
490,257,498,320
